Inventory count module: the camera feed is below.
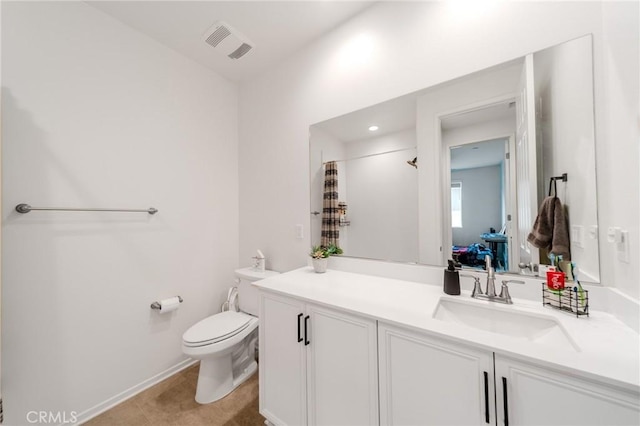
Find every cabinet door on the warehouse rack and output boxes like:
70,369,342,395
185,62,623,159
378,323,495,426
495,355,640,426
306,304,378,426
259,293,307,426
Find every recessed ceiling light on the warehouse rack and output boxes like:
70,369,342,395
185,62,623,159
368,125,379,131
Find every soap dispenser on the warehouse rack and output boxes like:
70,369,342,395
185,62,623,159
254,250,266,272
444,259,461,295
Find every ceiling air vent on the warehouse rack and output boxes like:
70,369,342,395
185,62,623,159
203,21,254,60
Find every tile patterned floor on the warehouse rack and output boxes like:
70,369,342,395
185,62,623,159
84,363,263,426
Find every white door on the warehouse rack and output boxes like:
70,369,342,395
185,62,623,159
506,135,518,272
378,323,495,426
306,304,378,426
515,54,539,266
495,355,640,426
259,293,307,426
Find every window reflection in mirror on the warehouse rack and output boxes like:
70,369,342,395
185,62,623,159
451,181,462,228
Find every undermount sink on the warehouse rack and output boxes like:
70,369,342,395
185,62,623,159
432,298,580,352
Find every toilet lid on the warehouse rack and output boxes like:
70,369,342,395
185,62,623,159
183,311,254,346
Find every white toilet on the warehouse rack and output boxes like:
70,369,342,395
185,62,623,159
182,267,279,404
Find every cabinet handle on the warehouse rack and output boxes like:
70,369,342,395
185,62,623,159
502,376,509,426
483,371,490,424
297,313,303,343
304,315,310,346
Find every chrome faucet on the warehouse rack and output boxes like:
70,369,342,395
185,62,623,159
485,260,497,297
465,255,525,304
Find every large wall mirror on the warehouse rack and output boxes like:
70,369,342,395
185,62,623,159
310,35,600,284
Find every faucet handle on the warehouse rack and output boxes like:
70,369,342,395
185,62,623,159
471,277,483,297
461,274,483,297
499,280,525,304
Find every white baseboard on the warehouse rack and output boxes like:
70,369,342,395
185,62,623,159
74,358,197,425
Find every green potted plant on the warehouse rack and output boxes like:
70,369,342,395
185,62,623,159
309,244,343,273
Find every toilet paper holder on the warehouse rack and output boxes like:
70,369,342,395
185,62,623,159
150,296,183,310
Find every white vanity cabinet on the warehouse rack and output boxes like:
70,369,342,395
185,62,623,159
495,356,640,426
259,291,379,426
378,322,495,425
379,322,640,426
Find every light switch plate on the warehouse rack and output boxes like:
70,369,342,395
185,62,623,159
571,225,584,248
617,230,629,263
607,227,619,243
295,224,304,239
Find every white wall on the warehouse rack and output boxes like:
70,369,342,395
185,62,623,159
343,129,418,262
0,0,3,411
535,36,600,282
239,2,639,301
597,2,639,299
451,166,502,247
443,117,515,148
2,2,239,424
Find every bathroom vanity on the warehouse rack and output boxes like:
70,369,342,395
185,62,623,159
256,267,639,426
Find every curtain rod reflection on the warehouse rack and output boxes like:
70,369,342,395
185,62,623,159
323,147,416,165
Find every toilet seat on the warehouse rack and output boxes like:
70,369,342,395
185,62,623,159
183,311,255,348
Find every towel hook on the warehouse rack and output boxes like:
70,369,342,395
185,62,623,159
548,173,568,197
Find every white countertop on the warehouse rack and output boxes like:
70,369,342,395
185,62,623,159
254,267,640,394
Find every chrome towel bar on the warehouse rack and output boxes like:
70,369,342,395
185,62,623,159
15,203,158,215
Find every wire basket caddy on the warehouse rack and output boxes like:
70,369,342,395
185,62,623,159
541,283,589,317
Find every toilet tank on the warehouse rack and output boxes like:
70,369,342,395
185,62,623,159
235,267,279,316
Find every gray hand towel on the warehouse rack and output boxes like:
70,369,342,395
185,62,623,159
527,196,571,259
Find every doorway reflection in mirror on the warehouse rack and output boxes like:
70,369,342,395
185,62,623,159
449,139,510,272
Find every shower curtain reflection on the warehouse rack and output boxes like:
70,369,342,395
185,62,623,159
321,161,340,247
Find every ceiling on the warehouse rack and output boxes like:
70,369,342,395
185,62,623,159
314,93,417,143
88,1,374,83
450,138,507,171
312,91,516,145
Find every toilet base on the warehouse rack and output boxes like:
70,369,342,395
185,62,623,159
195,355,257,404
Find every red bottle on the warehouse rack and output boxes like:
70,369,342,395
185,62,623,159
547,270,565,291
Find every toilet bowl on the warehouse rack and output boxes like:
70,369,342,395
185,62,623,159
182,267,278,404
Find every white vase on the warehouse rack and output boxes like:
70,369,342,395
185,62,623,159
312,257,328,273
